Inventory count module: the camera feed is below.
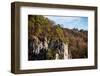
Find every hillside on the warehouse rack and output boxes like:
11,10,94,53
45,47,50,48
28,15,88,60
63,28,88,58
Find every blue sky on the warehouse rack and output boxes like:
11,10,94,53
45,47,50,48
44,16,88,30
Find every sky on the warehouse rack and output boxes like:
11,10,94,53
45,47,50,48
44,16,88,30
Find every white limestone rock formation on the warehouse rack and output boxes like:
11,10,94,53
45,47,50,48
64,43,70,59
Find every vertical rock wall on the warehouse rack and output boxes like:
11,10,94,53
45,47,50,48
64,43,69,59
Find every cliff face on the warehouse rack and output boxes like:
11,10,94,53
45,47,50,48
64,43,70,59
28,36,69,60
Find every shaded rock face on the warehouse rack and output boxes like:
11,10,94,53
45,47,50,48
48,40,64,59
28,36,70,60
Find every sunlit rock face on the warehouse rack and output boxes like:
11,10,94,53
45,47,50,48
28,36,71,60
55,53,59,60
64,43,70,59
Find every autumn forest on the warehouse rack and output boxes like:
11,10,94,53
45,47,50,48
28,15,88,60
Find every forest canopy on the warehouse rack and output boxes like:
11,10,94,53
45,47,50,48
28,15,68,44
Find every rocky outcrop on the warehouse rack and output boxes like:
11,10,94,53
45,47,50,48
28,36,71,60
64,43,71,59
